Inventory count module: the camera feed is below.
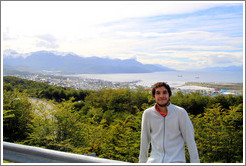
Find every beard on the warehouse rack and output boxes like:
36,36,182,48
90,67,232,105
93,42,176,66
156,100,170,107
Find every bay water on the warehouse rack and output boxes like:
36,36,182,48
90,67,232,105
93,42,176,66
69,71,243,88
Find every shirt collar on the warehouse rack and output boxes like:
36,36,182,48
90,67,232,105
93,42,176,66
155,104,168,118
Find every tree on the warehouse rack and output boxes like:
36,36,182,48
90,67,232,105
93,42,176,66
191,103,243,163
24,98,57,148
171,91,210,115
3,89,33,142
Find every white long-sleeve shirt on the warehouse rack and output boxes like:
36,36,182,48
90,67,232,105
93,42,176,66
139,103,200,163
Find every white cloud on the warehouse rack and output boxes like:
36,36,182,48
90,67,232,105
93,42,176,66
2,1,238,36
1,1,244,70
35,34,59,49
156,45,240,51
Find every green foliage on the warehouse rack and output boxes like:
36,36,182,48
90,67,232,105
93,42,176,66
3,160,14,163
3,76,243,163
24,98,57,147
171,91,210,115
3,89,33,142
3,76,92,102
191,103,243,163
209,94,243,109
3,76,50,95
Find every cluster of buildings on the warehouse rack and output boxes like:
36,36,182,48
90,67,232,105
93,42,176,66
4,72,242,96
4,73,142,91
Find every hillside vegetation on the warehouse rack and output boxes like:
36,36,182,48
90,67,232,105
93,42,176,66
3,76,243,163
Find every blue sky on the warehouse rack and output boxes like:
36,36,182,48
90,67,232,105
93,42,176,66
2,1,244,70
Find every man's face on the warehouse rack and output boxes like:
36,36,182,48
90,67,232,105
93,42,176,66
153,86,170,107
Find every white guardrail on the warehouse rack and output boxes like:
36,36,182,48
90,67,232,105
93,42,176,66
3,141,129,163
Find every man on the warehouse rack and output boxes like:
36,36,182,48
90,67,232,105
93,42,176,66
139,82,200,163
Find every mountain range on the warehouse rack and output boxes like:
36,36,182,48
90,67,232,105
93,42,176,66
3,50,175,74
3,50,243,74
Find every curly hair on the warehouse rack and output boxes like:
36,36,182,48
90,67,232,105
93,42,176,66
152,82,172,97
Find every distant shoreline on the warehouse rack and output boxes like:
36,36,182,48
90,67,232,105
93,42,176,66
184,82,243,91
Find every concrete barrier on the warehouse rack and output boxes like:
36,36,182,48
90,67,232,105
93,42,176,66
3,141,128,163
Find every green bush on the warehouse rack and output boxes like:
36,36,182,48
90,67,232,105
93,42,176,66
3,76,243,163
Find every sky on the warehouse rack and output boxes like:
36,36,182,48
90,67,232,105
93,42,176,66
1,1,244,70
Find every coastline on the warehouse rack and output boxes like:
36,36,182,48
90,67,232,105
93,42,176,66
184,82,243,91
